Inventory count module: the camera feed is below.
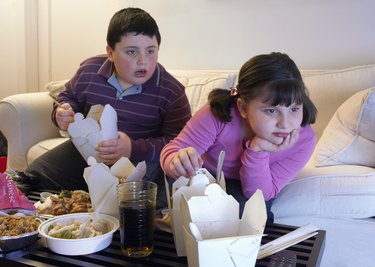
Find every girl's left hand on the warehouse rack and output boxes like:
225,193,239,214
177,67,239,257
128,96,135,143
250,128,300,152
96,132,131,165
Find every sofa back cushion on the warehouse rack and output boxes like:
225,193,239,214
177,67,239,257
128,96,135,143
47,65,375,141
301,64,375,140
169,70,237,114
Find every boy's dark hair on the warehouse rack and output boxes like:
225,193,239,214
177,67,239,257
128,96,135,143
106,7,161,49
209,52,317,126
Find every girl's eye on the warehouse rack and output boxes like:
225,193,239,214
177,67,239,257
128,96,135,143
291,106,301,112
266,109,276,114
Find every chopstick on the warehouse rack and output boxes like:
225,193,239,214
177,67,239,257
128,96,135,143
53,99,64,108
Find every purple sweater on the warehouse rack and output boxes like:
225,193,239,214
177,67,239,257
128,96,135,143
52,55,191,162
161,103,316,200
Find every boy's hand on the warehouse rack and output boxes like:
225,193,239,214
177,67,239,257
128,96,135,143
169,147,203,179
250,128,300,153
96,132,131,166
55,103,74,130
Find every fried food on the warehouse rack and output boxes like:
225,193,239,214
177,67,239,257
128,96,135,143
0,215,41,236
37,190,93,216
155,210,172,230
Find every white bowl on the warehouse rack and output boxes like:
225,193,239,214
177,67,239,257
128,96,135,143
38,212,119,256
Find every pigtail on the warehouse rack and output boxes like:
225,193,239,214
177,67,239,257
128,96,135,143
208,88,238,122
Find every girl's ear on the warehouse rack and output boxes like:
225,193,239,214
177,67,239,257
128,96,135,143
106,46,114,62
236,98,248,119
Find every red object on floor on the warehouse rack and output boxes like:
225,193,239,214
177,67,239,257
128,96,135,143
0,156,6,173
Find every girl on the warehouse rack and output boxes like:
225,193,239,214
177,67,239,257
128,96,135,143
160,52,317,219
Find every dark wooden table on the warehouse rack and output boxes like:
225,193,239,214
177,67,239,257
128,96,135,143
0,191,326,267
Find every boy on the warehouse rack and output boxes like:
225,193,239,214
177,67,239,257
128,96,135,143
23,8,191,196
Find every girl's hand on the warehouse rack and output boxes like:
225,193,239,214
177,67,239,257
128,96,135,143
55,103,75,130
169,147,203,179
250,128,300,152
96,132,131,166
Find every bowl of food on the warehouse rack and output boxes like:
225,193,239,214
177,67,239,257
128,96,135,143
38,212,119,255
0,209,42,252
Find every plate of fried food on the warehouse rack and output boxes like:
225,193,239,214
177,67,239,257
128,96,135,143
35,190,93,219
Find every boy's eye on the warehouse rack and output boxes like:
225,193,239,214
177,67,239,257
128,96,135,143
126,50,137,56
146,49,156,55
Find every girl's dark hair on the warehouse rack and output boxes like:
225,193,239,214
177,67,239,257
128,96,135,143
106,7,161,49
209,52,317,126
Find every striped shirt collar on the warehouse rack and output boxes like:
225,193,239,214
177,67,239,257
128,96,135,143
98,57,161,87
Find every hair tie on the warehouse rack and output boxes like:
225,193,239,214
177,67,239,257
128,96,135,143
230,87,239,97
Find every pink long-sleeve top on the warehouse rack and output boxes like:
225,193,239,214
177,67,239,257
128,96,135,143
160,103,316,200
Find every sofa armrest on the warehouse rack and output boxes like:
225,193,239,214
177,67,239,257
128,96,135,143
0,92,60,171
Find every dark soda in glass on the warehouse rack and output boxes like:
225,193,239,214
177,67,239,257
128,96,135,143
119,199,155,257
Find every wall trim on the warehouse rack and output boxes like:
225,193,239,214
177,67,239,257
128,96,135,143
24,0,39,92
37,0,51,90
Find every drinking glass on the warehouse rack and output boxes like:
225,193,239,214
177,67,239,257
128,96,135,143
117,181,157,257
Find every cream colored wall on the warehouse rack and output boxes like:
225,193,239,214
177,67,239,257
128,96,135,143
0,0,27,100
0,0,38,101
41,0,375,83
1,0,375,100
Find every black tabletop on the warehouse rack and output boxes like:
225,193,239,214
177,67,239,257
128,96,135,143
0,190,326,267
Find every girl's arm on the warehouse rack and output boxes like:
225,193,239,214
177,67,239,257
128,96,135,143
239,125,316,200
160,104,220,179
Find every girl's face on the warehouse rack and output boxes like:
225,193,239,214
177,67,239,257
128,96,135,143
237,97,303,145
106,32,159,90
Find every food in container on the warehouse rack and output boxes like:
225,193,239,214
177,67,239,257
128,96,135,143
0,209,42,252
36,190,93,216
38,213,119,255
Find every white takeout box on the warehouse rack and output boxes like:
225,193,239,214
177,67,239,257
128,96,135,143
83,156,146,219
180,185,267,267
165,168,226,256
68,104,118,162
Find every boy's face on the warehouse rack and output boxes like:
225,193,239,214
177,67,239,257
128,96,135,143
106,32,159,89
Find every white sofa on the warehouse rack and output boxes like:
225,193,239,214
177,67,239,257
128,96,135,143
1,64,375,266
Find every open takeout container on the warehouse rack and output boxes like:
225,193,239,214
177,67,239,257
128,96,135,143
68,104,118,163
83,156,146,219
0,210,41,252
165,168,226,256
180,184,267,267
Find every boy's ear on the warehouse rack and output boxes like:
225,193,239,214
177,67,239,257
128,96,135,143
236,98,248,119
106,46,113,62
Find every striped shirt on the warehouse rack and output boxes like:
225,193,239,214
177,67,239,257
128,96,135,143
52,55,192,162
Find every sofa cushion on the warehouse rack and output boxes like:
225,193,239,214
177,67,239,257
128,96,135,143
183,74,236,114
313,87,375,167
27,138,69,165
46,80,69,99
301,64,375,140
272,163,375,219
